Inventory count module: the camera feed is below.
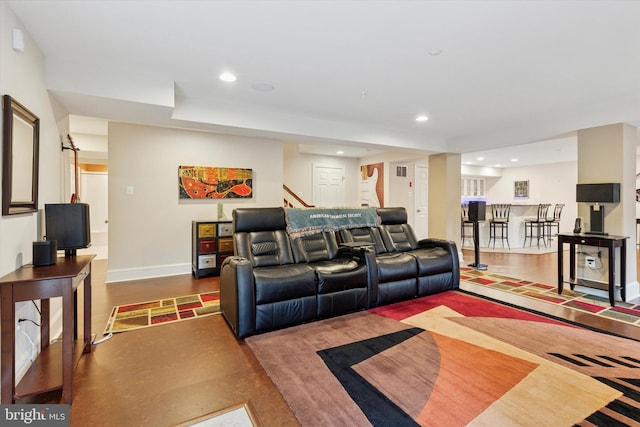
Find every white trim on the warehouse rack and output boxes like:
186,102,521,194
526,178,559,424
106,262,191,283
624,280,640,302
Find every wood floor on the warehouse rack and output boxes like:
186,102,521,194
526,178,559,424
28,249,640,426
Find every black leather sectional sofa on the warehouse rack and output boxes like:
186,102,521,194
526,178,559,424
220,206,459,338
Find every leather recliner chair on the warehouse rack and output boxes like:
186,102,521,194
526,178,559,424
290,231,374,317
338,226,418,306
220,207,318,339
377,207,460,296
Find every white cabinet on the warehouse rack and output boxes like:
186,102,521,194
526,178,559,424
461,177,485,197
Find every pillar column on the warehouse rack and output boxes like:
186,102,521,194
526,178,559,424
428,153,461,244
577,123,638,301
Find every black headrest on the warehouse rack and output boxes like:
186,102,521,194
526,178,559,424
376,207,407,225
233,208,286,233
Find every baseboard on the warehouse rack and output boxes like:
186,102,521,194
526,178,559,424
106,262,192,283
624,280,640,302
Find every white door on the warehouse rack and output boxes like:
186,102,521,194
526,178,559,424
414,164,428,239
313,164,345,207
81,171,109,241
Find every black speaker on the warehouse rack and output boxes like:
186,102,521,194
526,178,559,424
33,240,57,266
469,202,487,221
45,203,91,255
576,183,620,203
468,201,486,222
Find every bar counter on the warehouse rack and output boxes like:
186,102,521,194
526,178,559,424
464,203,555,249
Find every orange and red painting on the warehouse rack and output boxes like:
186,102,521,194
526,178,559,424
178,166,253,199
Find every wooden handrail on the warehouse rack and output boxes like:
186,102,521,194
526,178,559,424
283,184,314,208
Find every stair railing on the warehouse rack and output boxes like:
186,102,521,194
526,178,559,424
283,184,314,208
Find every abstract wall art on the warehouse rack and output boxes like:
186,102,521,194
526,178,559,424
178,166,253,199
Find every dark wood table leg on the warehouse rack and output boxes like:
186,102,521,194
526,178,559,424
83,267,93,353
569,242,576,290
620,239,627,302
73,288,78,340
557,238,564,294
62,279,73,404
1,285,15,403
607,241,616,306
40,299,50,351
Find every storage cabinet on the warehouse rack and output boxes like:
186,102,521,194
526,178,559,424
461,177,486,198
192,220,233,278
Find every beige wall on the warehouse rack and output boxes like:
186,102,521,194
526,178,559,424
429,153,461,242
0,1,69,381
107,123,284,282
484,161,578,236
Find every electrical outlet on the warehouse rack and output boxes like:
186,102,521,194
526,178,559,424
585,256,596,268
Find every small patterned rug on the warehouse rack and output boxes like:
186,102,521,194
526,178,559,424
460,267,640,326
104,292,221,334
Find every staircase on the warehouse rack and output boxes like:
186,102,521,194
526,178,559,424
283,184,314,208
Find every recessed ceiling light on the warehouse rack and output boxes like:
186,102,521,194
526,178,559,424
416,115,429,122
511,158,519,162
495,164,501,168
252,82,275,92
477,157,484,161
219,72,237,82
428,49,442,56
336,150,344,155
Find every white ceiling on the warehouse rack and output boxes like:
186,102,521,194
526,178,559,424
463,134,578,168
6,0,640,164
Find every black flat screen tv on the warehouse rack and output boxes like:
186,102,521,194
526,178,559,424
45,203,91,257
576,183,620,203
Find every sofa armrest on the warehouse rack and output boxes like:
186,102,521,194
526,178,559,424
416,238,460,288
356,247,379,308
335,245,378,307
220,256,257,339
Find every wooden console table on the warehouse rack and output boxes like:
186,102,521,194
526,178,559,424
557,233,627,306
0,255,95,404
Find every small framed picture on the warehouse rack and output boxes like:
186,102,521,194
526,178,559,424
514,180,529,199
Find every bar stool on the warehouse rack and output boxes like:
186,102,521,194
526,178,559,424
488,204,511,249
523,204,551,248
545,203,564,241
461,204,474,247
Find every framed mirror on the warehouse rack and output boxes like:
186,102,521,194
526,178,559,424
2,95,40,215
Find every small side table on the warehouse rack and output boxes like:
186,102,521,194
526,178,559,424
557,233,627,306
0,255,95,404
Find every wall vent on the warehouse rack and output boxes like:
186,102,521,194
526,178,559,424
396,166,407,177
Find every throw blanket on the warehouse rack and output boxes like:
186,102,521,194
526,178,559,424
285,207,380,238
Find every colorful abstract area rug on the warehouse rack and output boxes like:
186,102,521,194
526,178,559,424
246,291,640,426
460,267,640,326
104,292,220,334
